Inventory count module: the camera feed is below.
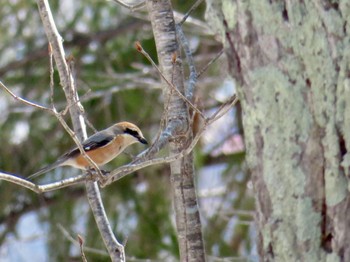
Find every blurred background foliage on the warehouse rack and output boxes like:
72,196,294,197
0,0,255,261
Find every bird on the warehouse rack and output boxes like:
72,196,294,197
28,121,147,179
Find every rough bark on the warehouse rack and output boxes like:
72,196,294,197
146,0,206,261
206,0,350,261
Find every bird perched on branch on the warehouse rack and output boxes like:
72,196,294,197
28,121,147,179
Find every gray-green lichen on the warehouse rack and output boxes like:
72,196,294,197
244,0,348,205
205,0,350,260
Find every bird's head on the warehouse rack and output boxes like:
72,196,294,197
113,122,148,145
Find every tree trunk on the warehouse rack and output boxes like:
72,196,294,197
206,0,350,261
146,0,206,261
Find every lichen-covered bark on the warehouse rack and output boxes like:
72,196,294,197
146,1,205,261
206,0,350,261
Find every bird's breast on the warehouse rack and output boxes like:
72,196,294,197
73,136,128,168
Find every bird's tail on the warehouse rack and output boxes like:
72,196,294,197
27,158,66,180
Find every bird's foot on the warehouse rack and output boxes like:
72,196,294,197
86,167,110,182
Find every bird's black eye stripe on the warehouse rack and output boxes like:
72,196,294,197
125,128,139,137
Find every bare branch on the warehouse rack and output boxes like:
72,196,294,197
100,95,238,187
0,171,87,193
57,224,108,257
135,41,205,119
0,81,52,112
208,94,237,123
77,234,88,262
49,43,55,105
178,0,204,26
36,0,125,260
197,49,224,79
176,24,197,101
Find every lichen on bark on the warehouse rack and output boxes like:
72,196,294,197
206,0,350,260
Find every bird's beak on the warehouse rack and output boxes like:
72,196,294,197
139,137,148,144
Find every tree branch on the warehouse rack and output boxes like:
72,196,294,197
0,171,87,193
36,0,124,260
135,42,205,119
145,1,206,260
101,94,238,186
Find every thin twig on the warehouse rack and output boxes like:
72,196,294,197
178,0,204,26
60,90,91,116
208,94,237,123
176,24,197,101
145,95,172,158
142,53,176,157
171,53,176,85
197,49,224,79
49,43,55,106
52,108,103,178
135,42,205,120
84,115,98,133
78,234,88,262
0,81,52,112
57,223,108,257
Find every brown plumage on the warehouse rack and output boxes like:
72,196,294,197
28,122,147,179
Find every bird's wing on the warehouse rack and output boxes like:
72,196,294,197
63,132,115,158
28,131,115,179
